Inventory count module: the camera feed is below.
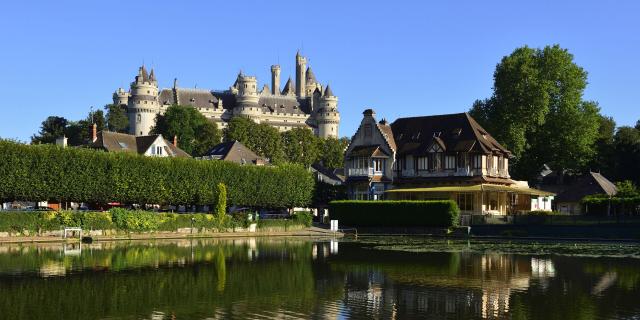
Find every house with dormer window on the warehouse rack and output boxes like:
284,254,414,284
344,109,554,215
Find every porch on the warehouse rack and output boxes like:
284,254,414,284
385,184,555,215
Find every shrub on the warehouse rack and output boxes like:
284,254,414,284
527,210,560,216
0,140,314,208
293,211,313,227
329,200,460,227
257,218,306,231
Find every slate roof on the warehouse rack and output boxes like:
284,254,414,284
158,89,176,105
311,162,344,183
90,131,190,158
203,140,267,165
349,145,390,158
323,84,334,97
281,78,295,95
390,113,510,157
176,88,218,109
555,172,618,203
306,67,317,84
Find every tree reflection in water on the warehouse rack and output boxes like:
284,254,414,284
0,238,638,319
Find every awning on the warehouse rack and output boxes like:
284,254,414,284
385,184,555,196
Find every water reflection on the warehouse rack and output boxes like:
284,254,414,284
0,238,638,319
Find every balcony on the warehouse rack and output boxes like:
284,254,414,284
348,167,374,177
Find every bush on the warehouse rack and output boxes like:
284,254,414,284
527,210,560,216
329,200,460,227
0,140,314,208
257,218,306,231
293,211,313,227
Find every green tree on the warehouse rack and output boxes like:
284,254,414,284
590,115,616,176
318,137,349,169
224,117,285,163
151,105,221,156
615,180,638,198
470,45,601,181
31,116,68,144
105,103,129,133
282,128,320,167
613,126,640,185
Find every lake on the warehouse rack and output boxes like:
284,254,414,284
0,237,638,319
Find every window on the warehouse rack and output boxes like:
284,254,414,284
373,158,384,173
417,156,428,171
445,155,456,170
137,114,141,123
157,146,163,155
472,155,482,169
432,153,442,171
456,193,474,211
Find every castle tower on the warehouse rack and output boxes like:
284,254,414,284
128,66,159,136
316,84,340,138
113,87,130,106
305,66,321,97
295,51,307,98
234,71,261,122
271,65,280,95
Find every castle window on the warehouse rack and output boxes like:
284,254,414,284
137,114,141,123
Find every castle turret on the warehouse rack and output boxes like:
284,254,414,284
282,77,296,96
295,51,307,98
113,87,130,106
271,65,280,95
305,66,322,97
234,71,261,121
316,84,340,138
128,66,160,136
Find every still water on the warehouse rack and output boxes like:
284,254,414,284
0,237,639,320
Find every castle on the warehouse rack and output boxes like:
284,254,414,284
113,52,340,138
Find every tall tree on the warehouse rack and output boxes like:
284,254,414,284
470,45,601,181
224,117,284,163
318,137,349,169
590,115,616,175
105,103,129,133
612,126,640,185
282,128,320,167
151,105,221,156
31,116,68,144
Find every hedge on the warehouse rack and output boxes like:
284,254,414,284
0,140,314,208
0,209,250,233
582,194,640,215
329,200,460,227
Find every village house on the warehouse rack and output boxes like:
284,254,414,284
343,109,554,215
197,140,268,165
88,125,190,158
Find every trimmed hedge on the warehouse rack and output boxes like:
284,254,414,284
329,200,460,227
582,194,640,215
0,140,314,208
0,209,247,233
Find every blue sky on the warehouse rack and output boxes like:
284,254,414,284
1,1,639,141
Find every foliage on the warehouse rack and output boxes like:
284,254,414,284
215,183,228,229
616,181,639,198
152,105,221,156
329,200,460,227
611,126,640,185
282,127,321,167
257,218,307,231
318,137,349,169
527,210,560,216
105,103,129,133
292,211,313,227
470,45,601,181
224,117,285,163
0,140,314,208
313,181,347,207
30,116,68,144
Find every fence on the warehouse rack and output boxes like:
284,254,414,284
468,214,640,226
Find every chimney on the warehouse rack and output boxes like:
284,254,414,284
55,136,68,148
173,135,178,147
271,65,281,95
92,123,97,142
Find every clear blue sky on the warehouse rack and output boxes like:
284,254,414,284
1,0,638,142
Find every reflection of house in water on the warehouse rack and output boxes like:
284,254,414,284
336,251,557,319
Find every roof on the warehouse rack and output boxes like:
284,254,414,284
323,84,334,97
377,122,396,152
203,140,267,165
386,184,555,197
282,78,295,95
311,163,344,183
390,112,510,156
306,67,317,84
90,131,190,158
348,145,390,158
175,88,218,109
555,172,618,203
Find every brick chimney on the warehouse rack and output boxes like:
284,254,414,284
173,135,178,147
91,123,97,142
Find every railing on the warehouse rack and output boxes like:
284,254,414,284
470,214,640,226
348,167,373,177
